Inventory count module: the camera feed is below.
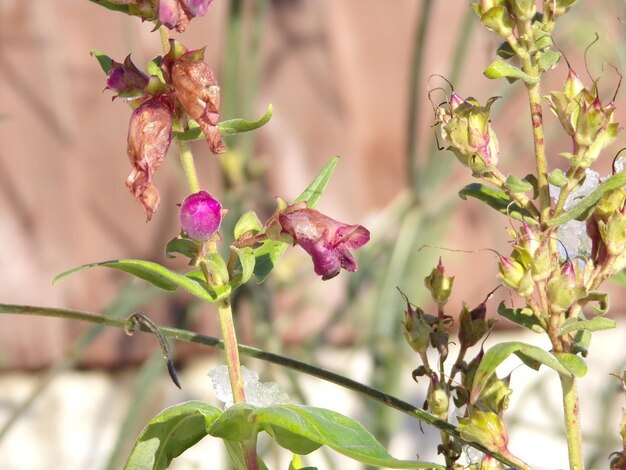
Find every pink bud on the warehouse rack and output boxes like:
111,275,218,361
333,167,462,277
179,191,222,241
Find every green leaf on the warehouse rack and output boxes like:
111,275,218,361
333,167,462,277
547,171,626,227
124,401,222,470
548,168,568,188
201,253,230,286
88,0,130,15
559,316,616,336
209,404,443,469
483,60,538,84
90,49,114,74
496,302,543,333
229,247,255,289
234,211,263,241
504,174,533,194
458,183,535,222
253,156,340,282
174,104,273,141
165,238,200,260
538,50,561,73
54,259,229,303
470,342,571,403
496,41,515,60
582,291,609,315
553,352,587,378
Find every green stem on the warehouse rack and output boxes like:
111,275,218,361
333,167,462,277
177,136,201,193
560,374,585,470
216,299,246,404
0,303,526,469
526,82,551,226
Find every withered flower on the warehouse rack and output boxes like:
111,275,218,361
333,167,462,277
278,203,370,280
105,55,149,100
158,0,214,32
126,96,173,221
171,50,225,154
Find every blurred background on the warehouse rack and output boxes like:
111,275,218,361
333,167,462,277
1,1,626,469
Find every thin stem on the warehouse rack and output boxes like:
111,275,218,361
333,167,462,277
217,299,246,404
560,374,585,470
406,0,433,191
526,82,552,226
0,304,526,469
176,136,201,193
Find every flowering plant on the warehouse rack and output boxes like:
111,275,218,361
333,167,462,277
1,1,626,469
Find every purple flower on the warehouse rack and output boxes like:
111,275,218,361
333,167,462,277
105,55,148,100
159,0,214,32
278,206,370,280
179,191,222,241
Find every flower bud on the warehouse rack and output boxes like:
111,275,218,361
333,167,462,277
105,55,149,100
424,258,454,305
546,0,581,17
480,6,515,37
171,50,226,154
126,96,173,220
402,303,433,355
159,0,214,32
179,191,223,241
546,262,586,313
497,256,534,296
459,302,496,349
427,375,449,419
598,211,626,257
438,94,500,174
509,0,536,21
459,409,509,455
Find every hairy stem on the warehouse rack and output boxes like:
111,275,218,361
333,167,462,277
217,299,246,404
526,82,551,225
560,374,585,470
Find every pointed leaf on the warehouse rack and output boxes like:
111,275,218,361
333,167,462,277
174,104,273,141
497,302,543,333
90,49,114,74
210,404,443,469
559,316,616,336
504,174,533,194
229,247,255,289
470,342,571,403
165,238,200,260
554,352,588,378
54,260,229,303
124,401,222,470
253,156,340,282
483,60,538,84
547,171,626,227
88,0,130,15
234,211,263,241
459,183,535,222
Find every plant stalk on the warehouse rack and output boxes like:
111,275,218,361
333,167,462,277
0,303,526,469
526,82,551,226
217,299,258,470
560,374,585,470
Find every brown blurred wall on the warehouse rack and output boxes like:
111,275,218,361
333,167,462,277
0,0,624,369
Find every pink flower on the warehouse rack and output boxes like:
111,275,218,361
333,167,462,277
278,205,370,280
179,191,222,241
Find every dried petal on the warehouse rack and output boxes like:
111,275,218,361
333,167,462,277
126,96,173,221
172,54,225,154
159,0,189,32
180,0,213,17
279,207,370,280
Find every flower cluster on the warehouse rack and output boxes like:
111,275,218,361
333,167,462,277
436,92,500,175
105,42,225,219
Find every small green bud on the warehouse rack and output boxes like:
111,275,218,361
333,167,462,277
459,302,496,349
547,0,580,18
424,258,455,305
402,303,433,355
438,93,500,173
546,262,586,313
427,375,449,419
459,409,509,454
480,6,515,37
508,0,536,21
497,256,534,296
598,211,626,257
